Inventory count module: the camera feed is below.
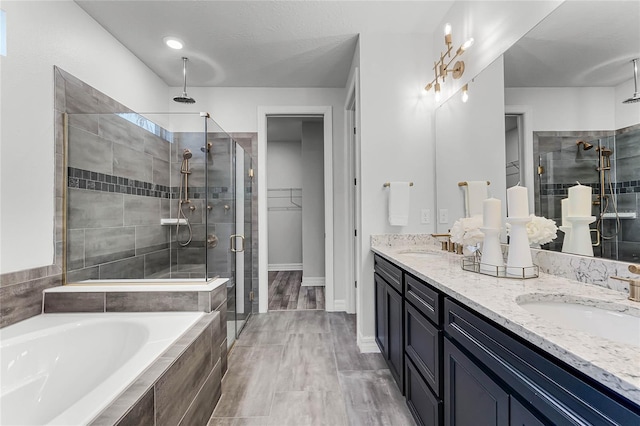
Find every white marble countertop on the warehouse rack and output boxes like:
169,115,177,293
371,243,640,406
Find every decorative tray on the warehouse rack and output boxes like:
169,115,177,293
462,256,539,279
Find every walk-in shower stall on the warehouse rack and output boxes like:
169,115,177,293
535,124,640,262
64,111,254,345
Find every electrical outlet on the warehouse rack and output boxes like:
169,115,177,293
421,209,431,224
439,208,449,224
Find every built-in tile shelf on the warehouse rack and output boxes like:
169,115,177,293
160,218,188,225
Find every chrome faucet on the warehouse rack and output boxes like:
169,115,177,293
611,264,640,302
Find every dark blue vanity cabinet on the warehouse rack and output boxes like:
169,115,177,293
404,274,444,426
374,255,404,391
372,254,640,426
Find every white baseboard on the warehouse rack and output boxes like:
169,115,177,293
357,332,381,353
332,299,346,311
268,263,302,271
301,276,325,287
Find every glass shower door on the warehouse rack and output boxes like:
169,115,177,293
205,120,236,347
233,144,253,336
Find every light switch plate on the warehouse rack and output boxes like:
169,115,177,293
439,208,449,224
421,209,431,224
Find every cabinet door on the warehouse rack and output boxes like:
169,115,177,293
387,285,404,391
510,397,546,426
374,273,387,356
406,356,442,426
444,338,508,426
405,303,441,397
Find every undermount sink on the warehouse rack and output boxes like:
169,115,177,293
396,249,441,258
516,294,640,347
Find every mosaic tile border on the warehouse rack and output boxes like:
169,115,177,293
540,180,640,196
67,167,229,199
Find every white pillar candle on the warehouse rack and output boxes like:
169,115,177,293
561,198,569,227
568,183,592,217
507,185,529,218
483,198,502,229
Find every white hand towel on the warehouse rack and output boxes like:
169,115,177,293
465,181,488,217
388,182,411,226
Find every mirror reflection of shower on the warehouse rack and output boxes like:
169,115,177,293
177,148,195,246
594,142,621,243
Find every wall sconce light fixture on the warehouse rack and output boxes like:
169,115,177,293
425,23,474,99
461,84,469,103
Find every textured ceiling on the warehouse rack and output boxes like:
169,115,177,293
504,1,640,88
75,0,453,88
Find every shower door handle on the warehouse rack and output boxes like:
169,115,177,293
230,234,245,252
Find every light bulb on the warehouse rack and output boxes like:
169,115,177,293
461,84,469,103
435,83,441,102
462,38,474,51
163,36,184,50
444,23,452,36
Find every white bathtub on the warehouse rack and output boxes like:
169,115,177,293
0,312,204,425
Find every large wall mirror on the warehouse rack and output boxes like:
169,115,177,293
436,1,640,262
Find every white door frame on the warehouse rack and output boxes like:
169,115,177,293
505,105,534,209
257,106,334,313
345,68,360,315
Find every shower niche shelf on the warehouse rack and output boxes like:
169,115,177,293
601,212,637,220
160,218,188,225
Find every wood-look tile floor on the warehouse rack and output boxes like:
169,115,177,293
208,311,415,426
268,271,325,311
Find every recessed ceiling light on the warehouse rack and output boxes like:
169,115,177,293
163,37,183,50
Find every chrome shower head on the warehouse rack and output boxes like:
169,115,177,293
576,140,594,150
173,57,196,104
623,58,640,104
182,149,193,159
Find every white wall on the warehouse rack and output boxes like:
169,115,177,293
267,140,303,267
435,56,507,233
505,87,616,131
0,0,169,274
615,78,640,129
301,121,325,283
357,31,435,348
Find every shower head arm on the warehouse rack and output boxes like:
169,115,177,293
632,59,638,95
182,57,189,96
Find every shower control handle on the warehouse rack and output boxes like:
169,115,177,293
207,234,219,248
230,234,245,253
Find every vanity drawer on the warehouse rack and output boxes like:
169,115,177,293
374,254,402,293
405,274,441,325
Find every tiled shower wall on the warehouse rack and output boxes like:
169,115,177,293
66,112,178,282
535,124,640,262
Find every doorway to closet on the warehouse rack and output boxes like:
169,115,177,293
266,116,325,311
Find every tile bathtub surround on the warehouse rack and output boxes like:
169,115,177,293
89,311,222,426
43,278,228,314
0,271,62,328
371,244,640,406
